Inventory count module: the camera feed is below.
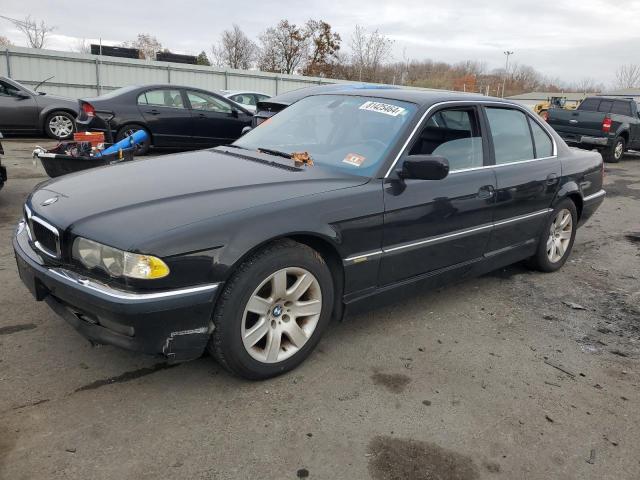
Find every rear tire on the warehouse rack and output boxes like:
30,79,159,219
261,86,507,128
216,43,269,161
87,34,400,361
116,125,151,156
527,199,577,272
207,239,334,380
44,111,75,140
602,136,625,163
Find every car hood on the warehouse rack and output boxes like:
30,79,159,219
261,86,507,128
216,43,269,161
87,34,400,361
28,148,368,250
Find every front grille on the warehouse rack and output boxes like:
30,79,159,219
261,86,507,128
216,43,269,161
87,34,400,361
31,219,59,256
24,205,61,258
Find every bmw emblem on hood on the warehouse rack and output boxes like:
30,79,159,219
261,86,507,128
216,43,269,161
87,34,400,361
41,196,59,206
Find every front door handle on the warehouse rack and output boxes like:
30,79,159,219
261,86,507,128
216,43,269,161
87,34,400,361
546,173,559,185
478,185,495,199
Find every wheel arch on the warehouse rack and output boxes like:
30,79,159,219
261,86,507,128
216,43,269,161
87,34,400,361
225,232,346,322
554,182,583,220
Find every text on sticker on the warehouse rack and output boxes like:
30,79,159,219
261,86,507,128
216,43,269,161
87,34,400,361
359,101,406,117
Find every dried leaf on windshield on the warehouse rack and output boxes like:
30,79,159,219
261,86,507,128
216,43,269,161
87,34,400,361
291,151,314,167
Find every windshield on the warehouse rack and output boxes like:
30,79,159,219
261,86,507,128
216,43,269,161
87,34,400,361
234,94,417,176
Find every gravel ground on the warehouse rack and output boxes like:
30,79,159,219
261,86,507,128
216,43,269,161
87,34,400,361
0,138,639,480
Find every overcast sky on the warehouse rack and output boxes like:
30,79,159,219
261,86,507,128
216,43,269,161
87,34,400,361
2,0,639,86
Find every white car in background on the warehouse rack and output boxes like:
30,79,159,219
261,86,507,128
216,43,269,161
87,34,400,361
221,90,271,113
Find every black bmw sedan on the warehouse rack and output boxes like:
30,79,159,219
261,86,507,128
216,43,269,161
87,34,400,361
79,84,253,154
14,88,605,379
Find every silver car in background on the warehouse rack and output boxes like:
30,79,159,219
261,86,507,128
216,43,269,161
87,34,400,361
221,90,271,113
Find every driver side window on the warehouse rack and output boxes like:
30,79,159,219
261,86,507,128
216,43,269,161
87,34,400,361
0,81,21,97
408,107,484,171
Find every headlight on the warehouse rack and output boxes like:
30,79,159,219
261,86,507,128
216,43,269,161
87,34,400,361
72,237,169,280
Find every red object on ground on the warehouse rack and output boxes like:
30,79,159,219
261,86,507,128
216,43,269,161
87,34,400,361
73,131,105,147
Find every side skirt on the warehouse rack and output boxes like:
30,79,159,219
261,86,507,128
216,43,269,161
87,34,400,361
342,239,537,318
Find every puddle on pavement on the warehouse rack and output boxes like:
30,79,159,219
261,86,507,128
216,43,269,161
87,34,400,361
368,436,480,480
371,372,412,394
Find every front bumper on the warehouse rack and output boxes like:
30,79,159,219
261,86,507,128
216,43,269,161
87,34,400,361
13,223,221,362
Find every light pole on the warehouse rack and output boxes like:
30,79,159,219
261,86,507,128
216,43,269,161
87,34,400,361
501,50,513,98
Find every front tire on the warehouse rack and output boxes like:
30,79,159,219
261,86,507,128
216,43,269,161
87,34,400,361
527,199,577,272
44,111,75,140
208,239,334,380
602,136,625,163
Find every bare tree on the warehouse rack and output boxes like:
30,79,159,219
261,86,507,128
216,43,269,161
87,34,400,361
73,38,90,54
0,15,55,49
212,24,258,70
572,77,602,93
122,33,162,60
259,20,309,74
302,20,341,77
0,35,12,48
350,25,393,82
614,64,640,89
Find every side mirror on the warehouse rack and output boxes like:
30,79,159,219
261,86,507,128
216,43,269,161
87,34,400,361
241,126,252,136
15,91,30,99
399,155,449,181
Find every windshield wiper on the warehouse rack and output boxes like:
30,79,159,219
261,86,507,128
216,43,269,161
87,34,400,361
257,147,292,159
222,144,249,150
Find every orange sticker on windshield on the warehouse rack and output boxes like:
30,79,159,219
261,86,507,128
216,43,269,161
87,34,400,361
343,153,366,167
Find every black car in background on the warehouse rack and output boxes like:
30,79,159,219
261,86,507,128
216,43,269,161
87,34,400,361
79,85,253,155
0,76,78,140
14,89,605,379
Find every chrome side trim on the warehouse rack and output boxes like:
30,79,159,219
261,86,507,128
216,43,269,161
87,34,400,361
48,268,220,301
493,208,553,228
583,189,606,202
344,208,553,262
384,222,493,254
383,99,558,178
343,250,383,264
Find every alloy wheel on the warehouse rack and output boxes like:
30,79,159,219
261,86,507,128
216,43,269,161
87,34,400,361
241,267,322,363
546,209,573,263
49,115,73,138
614,140,624,160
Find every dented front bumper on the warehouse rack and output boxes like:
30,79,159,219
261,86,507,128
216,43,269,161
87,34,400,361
13,223,221,362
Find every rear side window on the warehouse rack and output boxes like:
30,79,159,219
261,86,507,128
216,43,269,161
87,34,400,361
138,89,185,108
611,101,632,116
578,98,600,111
230,94,256,106
528,118,553,158
409,107,484,171
485,107,534,164
597,99,613,113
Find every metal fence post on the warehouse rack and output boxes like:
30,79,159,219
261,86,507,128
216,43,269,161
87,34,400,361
5,48,11,78
95,57,101,95
275,76,279,95
224,70,229,89
167,65,171,83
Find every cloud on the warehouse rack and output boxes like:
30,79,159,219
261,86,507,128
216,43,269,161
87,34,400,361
2,0,639,85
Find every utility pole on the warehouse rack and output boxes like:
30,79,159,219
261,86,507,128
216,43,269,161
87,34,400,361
501,50,513,98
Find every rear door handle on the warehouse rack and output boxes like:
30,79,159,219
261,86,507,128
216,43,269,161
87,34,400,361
546,173,559,185
146,109,160,115
478,185,495,199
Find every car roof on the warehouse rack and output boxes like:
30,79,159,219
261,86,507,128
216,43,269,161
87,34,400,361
222,90,269,96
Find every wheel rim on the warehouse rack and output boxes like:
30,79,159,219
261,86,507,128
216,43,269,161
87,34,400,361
614,141,623,159
49,115,73,138
546,209,573,263
241,267,322,364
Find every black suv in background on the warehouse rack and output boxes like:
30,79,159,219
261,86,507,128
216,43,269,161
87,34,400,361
547,96,640,162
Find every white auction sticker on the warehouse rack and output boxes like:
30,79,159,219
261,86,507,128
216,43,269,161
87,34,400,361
359,101,406,117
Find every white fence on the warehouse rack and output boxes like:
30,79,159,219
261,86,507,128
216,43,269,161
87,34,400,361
0,46,351,99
